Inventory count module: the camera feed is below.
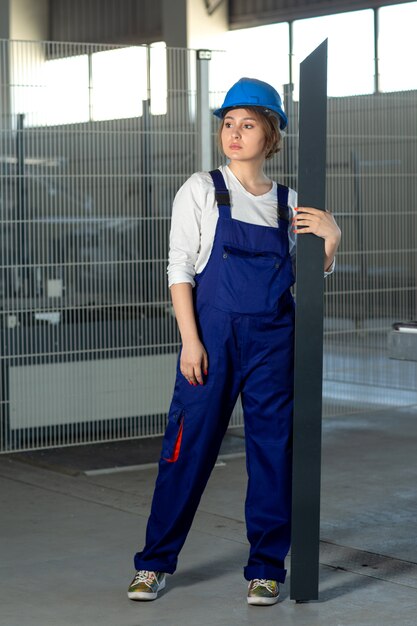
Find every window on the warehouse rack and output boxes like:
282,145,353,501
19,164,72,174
292,10,375,99
12,44,168,126
92,46,148,121
379,1,417,92
12,53,89,126
149,43,168,116
211,23,290,103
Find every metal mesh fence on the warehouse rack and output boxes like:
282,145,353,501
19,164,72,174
1,40,200,451
323,93,417,415
0,39,416,452
264,90,417,417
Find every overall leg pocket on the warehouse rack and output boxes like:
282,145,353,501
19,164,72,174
161,405,185,463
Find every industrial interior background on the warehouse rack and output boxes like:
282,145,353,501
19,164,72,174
0,0,416,453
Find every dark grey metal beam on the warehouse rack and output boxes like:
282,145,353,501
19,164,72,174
290,39,328,602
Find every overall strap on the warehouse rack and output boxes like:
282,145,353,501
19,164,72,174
209,169,232,219
277,183,290,231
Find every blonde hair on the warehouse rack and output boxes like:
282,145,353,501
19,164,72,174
217,106,282,160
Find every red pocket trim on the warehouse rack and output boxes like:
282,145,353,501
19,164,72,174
163,417,184,463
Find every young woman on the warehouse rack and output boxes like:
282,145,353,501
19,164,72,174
128,77,341,606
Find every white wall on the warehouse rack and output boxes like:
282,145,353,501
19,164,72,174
10,0,48,40
162,0,228,49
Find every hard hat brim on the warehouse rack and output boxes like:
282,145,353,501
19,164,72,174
213,104,288,131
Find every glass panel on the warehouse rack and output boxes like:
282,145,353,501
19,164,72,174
210,23,290,103
293,10,374,99
92,46,147,120
379,1,417,92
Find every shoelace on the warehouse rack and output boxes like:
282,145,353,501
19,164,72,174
133,570,157,588
250,578,276,593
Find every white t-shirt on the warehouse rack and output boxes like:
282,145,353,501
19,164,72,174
167,164,334,288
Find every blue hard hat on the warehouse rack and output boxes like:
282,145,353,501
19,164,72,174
213,77,288,130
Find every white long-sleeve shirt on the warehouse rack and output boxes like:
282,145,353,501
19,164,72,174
167,164,334,288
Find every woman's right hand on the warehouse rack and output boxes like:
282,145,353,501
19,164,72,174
180,338,208,386
169,282,208,385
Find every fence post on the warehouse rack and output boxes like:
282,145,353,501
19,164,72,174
290,39,328,602
283,83,297,189
196,49,212,172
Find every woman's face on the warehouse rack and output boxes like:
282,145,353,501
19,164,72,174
221,108,267,163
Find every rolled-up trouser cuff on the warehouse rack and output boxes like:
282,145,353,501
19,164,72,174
244,564,287,583
134,552,177,575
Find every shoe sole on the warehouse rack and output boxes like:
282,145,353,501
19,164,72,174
127,577,166,601
247,594,279,606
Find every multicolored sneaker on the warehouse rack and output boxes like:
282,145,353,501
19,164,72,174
127,570,166,601
247,578,280,605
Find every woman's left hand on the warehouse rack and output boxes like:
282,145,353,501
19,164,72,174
292,206,341,272
292,206,341,243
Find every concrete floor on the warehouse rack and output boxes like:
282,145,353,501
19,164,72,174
1,406,417,626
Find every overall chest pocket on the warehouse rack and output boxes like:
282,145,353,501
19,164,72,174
215,243,283,315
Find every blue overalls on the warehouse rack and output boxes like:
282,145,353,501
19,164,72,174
134,169,295,583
